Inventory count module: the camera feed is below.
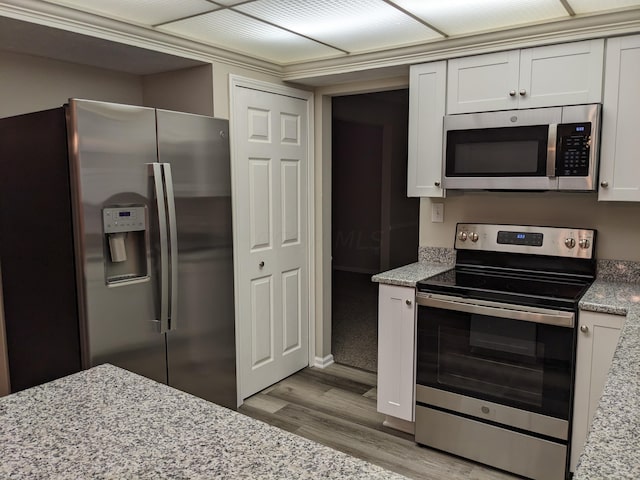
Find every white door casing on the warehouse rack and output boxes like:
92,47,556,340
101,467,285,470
230,77,314,403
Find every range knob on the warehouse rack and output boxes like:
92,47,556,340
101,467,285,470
564,238,576,249
579,238,591,249
469,232,479,242
458,231,468,242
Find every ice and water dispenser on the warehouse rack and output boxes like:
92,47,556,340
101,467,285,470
102,206,148,284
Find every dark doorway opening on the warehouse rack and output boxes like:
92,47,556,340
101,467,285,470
331,89,419,372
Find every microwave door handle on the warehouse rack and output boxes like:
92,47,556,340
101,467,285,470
547,123,557,178
162,163,179,332
150,163,170,334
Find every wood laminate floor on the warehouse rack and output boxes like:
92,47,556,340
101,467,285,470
239,363,520,480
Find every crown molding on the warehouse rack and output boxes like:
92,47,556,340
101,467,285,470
0,0,283,76
282,9,640,85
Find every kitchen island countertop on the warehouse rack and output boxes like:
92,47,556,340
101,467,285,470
0,364,407,479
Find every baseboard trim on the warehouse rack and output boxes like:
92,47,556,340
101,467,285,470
314,354,335,368
383,415,415,435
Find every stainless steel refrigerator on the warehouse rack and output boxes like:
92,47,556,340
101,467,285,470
0,99,236,408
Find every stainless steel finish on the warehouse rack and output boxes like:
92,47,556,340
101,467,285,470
580,324,589,333
405,299,412,306
546,123,557,177
259,261,265,268
469,232,479,242
579,238,591,249
69,99,166,383
519,89,527,96
416,292,575,328
558,104,601,191
162,163,179,332
156,109,236,408
454,223,596,259
565,237,576,249
600,180,609,188
509,90,516,96
457,231,467,241
443,106,561,191
415,405,568,480
442,104,601,191
416,385,568,440
151,163,170,335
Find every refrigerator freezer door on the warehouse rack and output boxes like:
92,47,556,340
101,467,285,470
156,109,237,408
68,99,167,384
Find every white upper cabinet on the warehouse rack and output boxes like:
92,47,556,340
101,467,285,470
447,39,604,114
407,61,446,197
598,34,640,202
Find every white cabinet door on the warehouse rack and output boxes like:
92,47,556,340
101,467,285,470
447,50,520,114
599,35,640,202
519,39,604,109
407,61,446,197
377,284,416,421
570,310,624,472
447,40,603,114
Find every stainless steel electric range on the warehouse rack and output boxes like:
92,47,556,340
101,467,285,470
415,223,596,480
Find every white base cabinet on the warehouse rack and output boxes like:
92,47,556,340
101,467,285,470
570,310,624,472
376,284,416,422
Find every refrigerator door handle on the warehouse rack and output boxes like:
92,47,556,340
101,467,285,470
150,163,170,334
162,163,179,331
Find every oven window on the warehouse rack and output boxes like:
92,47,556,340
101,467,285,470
446,125,549,177
416,307,574,419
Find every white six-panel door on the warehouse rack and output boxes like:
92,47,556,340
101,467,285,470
231,79,311,401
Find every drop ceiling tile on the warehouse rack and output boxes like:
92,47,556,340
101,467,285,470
567,0,640,14
233,0,442,54
158,9,340,64
44,0,218,26
393,0,569,37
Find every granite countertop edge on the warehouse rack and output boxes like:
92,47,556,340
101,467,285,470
371,261,453,287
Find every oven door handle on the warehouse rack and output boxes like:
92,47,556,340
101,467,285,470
415,293,575,328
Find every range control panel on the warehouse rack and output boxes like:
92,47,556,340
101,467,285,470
103,206,146,233
455,223,596,259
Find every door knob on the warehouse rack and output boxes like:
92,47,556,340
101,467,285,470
509,90,516,97
405,299,412,306
434,181,441,187
580,325,589,333
600,181,609,188
259,261,265,268
519,89,527,96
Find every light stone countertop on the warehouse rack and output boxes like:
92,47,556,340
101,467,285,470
0,364,408,480
371,262,452,287
574,279,640,480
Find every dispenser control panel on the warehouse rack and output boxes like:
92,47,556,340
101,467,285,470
103,206,146,233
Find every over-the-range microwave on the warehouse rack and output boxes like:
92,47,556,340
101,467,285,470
442,103,601,191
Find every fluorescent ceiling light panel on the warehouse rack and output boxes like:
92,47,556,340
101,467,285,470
567,0,640,14
158,9,339,64
234,0,442,53
393,0,568,37
43,0,217,26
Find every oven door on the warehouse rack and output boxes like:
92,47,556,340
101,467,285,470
416,294,576,423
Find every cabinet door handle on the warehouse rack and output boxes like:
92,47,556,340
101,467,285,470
509,90,516,97
600,181,609,188
434,181,441,187
519,89,527,96
406,299,412,306
259,261,265,268
580,325,589,333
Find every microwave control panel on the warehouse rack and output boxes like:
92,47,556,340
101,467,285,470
556,123,592,177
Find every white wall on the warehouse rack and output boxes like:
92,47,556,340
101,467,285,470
143,64,214,116
421,193,640,261
0,51,144,117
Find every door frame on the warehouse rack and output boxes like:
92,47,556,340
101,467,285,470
229,75,315,406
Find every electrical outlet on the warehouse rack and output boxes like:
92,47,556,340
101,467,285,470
431,203,444,223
